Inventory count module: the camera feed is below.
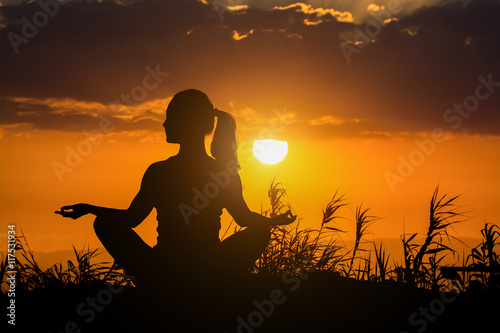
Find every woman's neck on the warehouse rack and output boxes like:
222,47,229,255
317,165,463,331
177,140,209,159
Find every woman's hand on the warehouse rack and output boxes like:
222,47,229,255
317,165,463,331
54,203,91,220
271,209,297,226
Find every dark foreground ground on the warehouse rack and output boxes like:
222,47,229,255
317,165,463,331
4,272,499,333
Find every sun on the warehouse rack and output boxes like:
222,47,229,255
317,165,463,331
253,140,288,165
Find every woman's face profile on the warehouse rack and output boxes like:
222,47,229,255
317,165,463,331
163,107,183,144
163,90,214,144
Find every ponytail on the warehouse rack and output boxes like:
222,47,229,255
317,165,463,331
211,109,240,170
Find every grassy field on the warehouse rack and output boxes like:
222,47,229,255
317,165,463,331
2,182,499,332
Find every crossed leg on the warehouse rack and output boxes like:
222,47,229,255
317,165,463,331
218,225,271,276
93,216,153,282
94,216,271,284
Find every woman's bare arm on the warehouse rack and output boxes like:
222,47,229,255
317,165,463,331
225,173,296,228
55,165,155,228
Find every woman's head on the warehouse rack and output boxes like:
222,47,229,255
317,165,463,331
163,89,239,168
163,89,214,143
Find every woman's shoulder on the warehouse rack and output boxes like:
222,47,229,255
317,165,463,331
144,157,177,175
144,155,239,178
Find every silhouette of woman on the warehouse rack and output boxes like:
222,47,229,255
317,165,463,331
55,89,296,289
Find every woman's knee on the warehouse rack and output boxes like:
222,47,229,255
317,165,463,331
247,225,271,244
93,216,106,234
93,216,117,239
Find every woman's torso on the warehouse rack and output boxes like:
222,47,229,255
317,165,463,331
146,155,230,257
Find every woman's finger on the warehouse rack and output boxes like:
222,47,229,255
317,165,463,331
285,209,296,220
60,205,74,211
55,210,73,218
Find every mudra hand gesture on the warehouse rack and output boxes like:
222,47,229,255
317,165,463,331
55,203,91,220
271,209,297,226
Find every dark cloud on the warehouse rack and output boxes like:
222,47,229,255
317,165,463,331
0,0,498,137
0,96,162,132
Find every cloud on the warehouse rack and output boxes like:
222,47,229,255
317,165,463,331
227,4,248,12
232,29,254,40
0,0,498,139
0,95,171,137
303,18,322,25
3,96,171,119
200,0,473,23
400,26,418,36
7,96,107,117
0,122,34,138
309,115,345,126
272,2,353,23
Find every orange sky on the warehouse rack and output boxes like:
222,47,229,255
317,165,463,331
1,127,499,253
0,0,499,256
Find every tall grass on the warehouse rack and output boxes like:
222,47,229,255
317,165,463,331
1,232,128,294
397,186,466,290
373,242,390,282
3,182,499,295
347,205,380,278
242,181,498,292
468,223,500,289
247,180,350,276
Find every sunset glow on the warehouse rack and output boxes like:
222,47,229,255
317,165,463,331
1,1,500,331
0,0,498,259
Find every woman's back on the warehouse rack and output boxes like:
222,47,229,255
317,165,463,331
145,155,230,257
